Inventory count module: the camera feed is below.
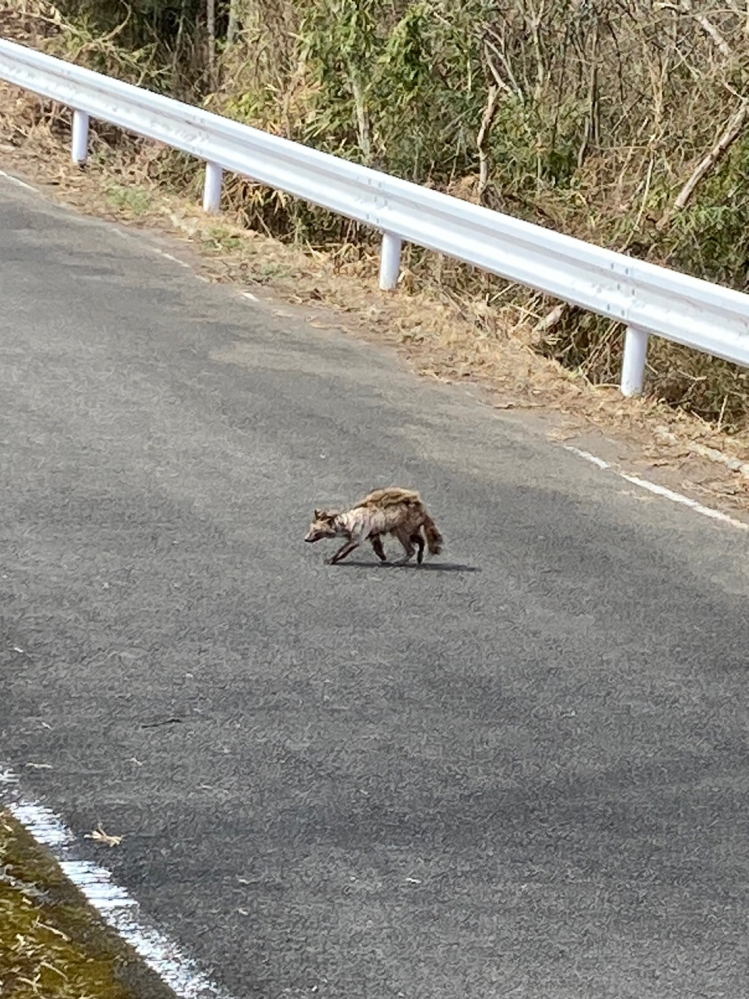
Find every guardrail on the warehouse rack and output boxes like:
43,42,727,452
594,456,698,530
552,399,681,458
1,36,748,397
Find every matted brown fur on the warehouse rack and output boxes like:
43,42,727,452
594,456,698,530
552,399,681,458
354,487,421,509
304,487,443,565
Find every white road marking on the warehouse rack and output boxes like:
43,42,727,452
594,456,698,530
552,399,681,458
110,231,191,268
564,445,749,530
0,168,37,192
0,768,233,999
242,291,259,302
563,446,609,470
153,248,191,268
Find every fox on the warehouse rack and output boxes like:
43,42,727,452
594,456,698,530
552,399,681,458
304,486,444,566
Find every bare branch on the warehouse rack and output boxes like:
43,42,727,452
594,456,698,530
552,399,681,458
477,83,500,201
535,302,578,335
483,47,521,99
483,26,524,99
657,0,733,57
656,99,749,230
673,99,748,210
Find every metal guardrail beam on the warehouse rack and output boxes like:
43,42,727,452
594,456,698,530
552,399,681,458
1,36,748,397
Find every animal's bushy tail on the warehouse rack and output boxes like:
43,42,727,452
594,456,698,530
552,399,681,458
423,513,443,555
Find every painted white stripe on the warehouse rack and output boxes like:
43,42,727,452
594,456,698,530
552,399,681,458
0,168,37,191
154,248,191,268
563,444,749,530
563,446,609,470
243,291,259,302
0,768,233,999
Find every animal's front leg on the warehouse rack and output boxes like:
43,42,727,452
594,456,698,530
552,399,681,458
327,539,360,564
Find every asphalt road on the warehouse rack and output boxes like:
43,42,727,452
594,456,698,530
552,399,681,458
2,173,749,999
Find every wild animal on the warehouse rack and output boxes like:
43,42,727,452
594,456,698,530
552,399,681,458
304,487,443,565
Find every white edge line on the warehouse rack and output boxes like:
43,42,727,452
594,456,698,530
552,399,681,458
156,249,191,268
242,291,259,302
0,768,234,999
562,446,609,470
563,444,749,530
0,168,37,192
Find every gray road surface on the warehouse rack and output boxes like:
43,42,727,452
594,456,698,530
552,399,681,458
2,174,749,999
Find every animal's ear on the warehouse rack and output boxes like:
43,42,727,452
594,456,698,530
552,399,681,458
314,509,321,519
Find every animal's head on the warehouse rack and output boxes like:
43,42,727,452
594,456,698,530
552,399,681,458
304,508,341,543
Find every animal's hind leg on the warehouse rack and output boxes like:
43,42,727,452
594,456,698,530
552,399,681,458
411,530,425,564
393,529,417,565
370,535,388,563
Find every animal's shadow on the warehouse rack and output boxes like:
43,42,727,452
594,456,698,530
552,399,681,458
333,560,480,573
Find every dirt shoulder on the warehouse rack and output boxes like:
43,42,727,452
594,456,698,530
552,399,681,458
2,69,749,525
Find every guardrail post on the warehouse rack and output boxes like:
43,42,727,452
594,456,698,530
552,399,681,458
379,232,402,290
202,161,223,213
71,109,89,165
620,325,649,397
